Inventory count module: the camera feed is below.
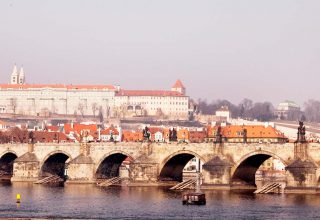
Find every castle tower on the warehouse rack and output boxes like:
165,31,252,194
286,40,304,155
10,64,19,84
171,79,186,95
18,66,25,85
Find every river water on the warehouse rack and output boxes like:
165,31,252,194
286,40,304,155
0,182,320,219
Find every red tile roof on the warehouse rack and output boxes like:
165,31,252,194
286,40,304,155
122,130,143,141
189,131,206,142
0,84,115,90
45,125,59,132
116,90,185,97
221,125,287,139
64,123,98,135
172,79,185,89
101,128,119,135
33,131,69,142
148,127,164,134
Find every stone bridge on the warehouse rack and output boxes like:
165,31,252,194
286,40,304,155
1,142,320,192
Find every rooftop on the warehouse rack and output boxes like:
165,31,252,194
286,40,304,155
172,79,185,89
278,100,300,108
0,84,115,91
116,90,185,97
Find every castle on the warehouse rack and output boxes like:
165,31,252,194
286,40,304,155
0,65,190,119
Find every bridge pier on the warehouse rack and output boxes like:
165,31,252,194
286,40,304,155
285,143,318,193
11,144,40,182
66,143,95,184
201,156,232,189
130,155,159,184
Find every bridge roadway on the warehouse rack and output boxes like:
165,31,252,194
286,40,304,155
0,142,320,192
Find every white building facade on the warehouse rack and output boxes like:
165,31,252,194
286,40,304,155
0,67,189,119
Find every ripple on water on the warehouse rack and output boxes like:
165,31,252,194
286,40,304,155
0,183,320,219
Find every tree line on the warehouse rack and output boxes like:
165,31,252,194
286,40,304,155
196,98,320,123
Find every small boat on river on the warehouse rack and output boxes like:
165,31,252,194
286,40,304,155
182,163,206,205
182,192,206,205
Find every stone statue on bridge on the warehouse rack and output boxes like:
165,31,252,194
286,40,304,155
296,121,306,143
215,126,222,143
28,131,34,144
143,126,151,141
169,128,177,142
109,131,114,142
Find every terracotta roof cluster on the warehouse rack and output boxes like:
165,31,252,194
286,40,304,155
221,125,286,139
0,84,115,90
116,90,184,97
64,123,98,135
122,130,143,142
45,125,59,132
189,130,206,143
206,125,217,138
32,131,69,143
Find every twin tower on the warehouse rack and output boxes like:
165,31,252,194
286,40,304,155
10,65,25,85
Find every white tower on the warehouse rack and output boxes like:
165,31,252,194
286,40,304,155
18,66,25,85
10,64,19,84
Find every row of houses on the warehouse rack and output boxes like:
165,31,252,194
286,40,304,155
0,119,288,144
48,123,288,144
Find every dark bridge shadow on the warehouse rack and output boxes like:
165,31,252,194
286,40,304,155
159,153,195,182
41,153,69,178
95,153,129,179
0,152,17,176
231,154,272,187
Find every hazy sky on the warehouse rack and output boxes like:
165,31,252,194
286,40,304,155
0,0,320,106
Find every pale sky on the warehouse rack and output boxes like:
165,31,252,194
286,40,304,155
0,0,320,106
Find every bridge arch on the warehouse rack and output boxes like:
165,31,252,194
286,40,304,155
231,150,288,186
95,150,135,179
40,150,72,178
159,150,206,182
0,150,18,158
0,151,18,175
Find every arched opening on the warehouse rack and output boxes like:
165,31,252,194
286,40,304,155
95,153,132,179
159,153,203,182
0,152,17,177
127,105,134,111
231,153,286,187
41,153,69,179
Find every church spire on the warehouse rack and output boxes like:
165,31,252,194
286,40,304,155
19,66,25,84
10,64,19,84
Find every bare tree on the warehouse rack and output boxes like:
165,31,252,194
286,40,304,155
91,102,98,118
98,106,104,123
78,103,84,118
9,98,17,115
156,108,164,118
239,98,253,118
246,102,275,121
0,131,9,143
197,98,275,121
8,127,28,143
304,99,320,122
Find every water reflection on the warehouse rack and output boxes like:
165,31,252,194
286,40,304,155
0,182,320,219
